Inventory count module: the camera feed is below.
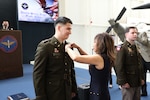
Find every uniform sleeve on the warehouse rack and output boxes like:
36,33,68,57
33,42,48,100
115,47,127,85
71,60,78,93
139,54,145,81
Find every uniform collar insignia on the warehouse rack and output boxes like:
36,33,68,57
54,48,59,53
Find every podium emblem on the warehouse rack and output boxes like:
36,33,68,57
0,35,18,53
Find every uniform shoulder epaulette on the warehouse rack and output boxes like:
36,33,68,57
41,38,51,44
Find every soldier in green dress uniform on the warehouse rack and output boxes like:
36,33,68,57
115,26,144,100
33,16,78,100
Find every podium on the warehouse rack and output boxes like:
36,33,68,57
0,30,23,79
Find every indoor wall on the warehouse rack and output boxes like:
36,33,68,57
0,0,149,64
58,0,150,68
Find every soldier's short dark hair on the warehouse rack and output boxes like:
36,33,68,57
54,16,72,27
125,26,138,33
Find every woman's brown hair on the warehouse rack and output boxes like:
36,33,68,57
94,33,115,66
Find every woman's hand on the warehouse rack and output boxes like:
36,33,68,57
71,43,79,49
65,43,79,50
65,43,72,52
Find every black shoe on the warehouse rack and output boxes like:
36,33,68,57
141,92,147,96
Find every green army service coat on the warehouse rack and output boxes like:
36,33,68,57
33,36,78,100
115,41,144,87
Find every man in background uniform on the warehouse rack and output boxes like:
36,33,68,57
33,16,78,100
115,26,144,100
108,19,150,96
1,20,9,30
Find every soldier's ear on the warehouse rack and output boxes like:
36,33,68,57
56,24,62,31
57,25,60,30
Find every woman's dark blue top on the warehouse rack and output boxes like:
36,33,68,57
89,54,111,100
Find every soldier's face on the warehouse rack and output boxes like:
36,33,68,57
126,28,138,41
59,23,72,40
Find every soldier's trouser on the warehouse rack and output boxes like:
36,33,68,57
121,87,140,100
141,59,150,94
